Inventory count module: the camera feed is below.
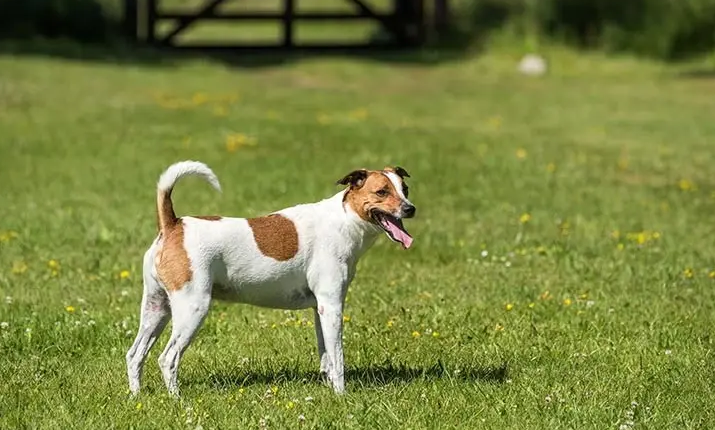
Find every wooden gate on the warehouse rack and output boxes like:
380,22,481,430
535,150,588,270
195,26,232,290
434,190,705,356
124,0,448,51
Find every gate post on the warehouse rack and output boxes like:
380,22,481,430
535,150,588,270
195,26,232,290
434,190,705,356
146,0,158,45
123,0,138,43
282,0,295,48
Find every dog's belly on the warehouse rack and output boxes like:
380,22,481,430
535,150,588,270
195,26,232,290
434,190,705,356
211,276,316,310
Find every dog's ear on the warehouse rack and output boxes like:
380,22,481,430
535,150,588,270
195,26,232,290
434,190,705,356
385,166,410,179
336,169,369,188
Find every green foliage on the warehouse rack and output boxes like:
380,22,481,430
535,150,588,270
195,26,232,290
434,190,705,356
451,0,715,59
0,0,121,43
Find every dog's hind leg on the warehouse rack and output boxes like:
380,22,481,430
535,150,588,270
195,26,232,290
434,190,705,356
157,279,212,397
126,270,170,395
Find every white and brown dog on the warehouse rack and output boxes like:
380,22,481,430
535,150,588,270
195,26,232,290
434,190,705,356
126,160,416,396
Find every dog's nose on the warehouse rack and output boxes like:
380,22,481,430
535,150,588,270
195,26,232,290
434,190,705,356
403,205,416,218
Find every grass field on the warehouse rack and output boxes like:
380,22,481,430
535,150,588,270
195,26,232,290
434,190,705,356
1,42,715,429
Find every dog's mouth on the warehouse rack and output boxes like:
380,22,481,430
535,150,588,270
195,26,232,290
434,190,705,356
370,210,413,249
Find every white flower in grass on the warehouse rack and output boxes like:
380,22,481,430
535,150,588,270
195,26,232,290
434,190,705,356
5,296,12,304
0,322,8,329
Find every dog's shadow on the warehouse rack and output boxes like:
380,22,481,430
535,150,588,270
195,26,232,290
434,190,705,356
203,360,509,390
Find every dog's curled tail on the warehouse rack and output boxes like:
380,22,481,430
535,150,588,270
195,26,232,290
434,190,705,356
156,160,222,233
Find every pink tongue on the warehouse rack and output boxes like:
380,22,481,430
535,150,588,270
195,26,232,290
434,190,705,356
384,218,414,249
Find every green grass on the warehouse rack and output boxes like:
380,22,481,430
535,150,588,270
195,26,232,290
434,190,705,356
1,44,715,429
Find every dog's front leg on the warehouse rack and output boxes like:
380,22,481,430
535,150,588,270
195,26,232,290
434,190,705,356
314,298,345,394
313,308,331,379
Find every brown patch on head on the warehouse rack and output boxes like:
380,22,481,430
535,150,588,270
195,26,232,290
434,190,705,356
155,219,192,291
247,214,299,261
338,169,404,222
193,215,223,221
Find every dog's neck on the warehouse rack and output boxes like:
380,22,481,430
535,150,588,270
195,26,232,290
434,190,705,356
321,189,381,260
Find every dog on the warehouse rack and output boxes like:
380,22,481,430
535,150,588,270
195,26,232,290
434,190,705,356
125,160,416,396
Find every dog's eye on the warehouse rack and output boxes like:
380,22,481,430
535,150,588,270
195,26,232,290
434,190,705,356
375,189,389,197
402,185,409,198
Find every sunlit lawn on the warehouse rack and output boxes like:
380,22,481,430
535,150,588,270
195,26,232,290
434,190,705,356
1,43,714,429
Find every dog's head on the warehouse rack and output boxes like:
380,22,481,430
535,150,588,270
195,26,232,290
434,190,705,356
337,166,416,249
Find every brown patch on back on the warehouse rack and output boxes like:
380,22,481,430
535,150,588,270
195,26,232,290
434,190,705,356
193,215,223,221
155,220,192,291
342,171,403,221
247,214,299,261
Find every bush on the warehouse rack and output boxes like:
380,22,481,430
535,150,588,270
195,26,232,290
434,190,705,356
0,0,122,44
449,0,715,60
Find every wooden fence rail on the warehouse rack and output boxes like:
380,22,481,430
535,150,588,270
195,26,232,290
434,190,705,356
123,0,449,51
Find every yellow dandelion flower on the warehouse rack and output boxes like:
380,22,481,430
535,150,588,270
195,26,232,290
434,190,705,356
709,270,715,279
271,385,278,394
0,231,18,242
386,320,394,328
120,270,130,280
636,232,647,245
65,306,76,313
349,108,368,120
505,303,514,311
192,92,208,106
528,302,535,309
683,268,694,279
48,260,60,270
562,298,572,306
11,261,28,275
411,331,421,338
519,213,531,224
238,388,245,394
546,163,556,173
516,148,527,159
494,323,504,332
678,179,695,192
342,315,351,323
286,401,295,409
135,402,143,411
225,133,256,153
617,243,624,251
432,331,440,338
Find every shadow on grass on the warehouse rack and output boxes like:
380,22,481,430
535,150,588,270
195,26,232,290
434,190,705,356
203,360,509,390
0,37,483,69
676,68,715,79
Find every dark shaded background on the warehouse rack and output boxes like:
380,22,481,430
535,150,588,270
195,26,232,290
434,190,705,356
1,0,715,64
